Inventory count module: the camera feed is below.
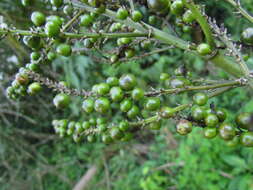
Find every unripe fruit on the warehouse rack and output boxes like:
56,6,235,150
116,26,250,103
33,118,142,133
147,0,169,12
240,132,253,147
75,122,84,133
27,63,40,72
119,74,137,91
120,99,133,112
56,44,72,57
116,8,129,20
125,49,135,58
203,127,217,139
21,0,33,6
110,127,124,140
63,5,73,15
205,113,219,128
226,136,239,147
50,0,63,8
80,14,93,27
30,52,40,61
168,77,190,88
241,28,253,45
148,120,162,130
145,97,161,111
176,120,192,135
23,36,42,50
171,0,184,15
131,10,143,22
106,77,119,87
102,134,113,144
15,73,29,86
97,83,110,95
53,93,70,109
160,106,174,118
236,112,252,130
110,86,124,102
45,22,60,37
94,97,110,113
131,88,144,101
47,52,57,61
82,99,94,113
160,73,169,81
87,135,96,142
193,92,208,106
31,11,45,26
46,15,63,26
27,82,42,95
216,108,227,122
219,123,236,141
127,105,139,119
191,106,206,121
97,124,107,133
119,121,129,131
82,121,91,129
89,117,97,126
182,10,194,23
197,43,212,55
110,55,119,63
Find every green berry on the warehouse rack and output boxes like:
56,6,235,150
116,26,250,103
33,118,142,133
240,132,253,147
110,86,124,102
176,120,192,135
80,14,94,27
119,74,137,91
236,112,252,130
193,92,208,106
131,88,144,101
53,93,70,109
89,117,97,126
27,82,42,95
191,106,206,121
216,108,227,122
145,97,161,111
147,0,169,12
96,83,110,95
226,136,239,147
82,99,94,113
106,77,119,87
31,11,45,26
116,8,129,20
45,21,60,37
131,10,143,22
168,77,190,88
119,121,129,131
94,97,110,113
120,99,133,112
148,120,162,130
87,135,96,142
171,0,184,15
160,73,170,81
46,15,63,26
182,10,194,23
50,0,63,8
30,52,40,61
241,28,253,45
75,122,84,133
21,0,33,6
197,43,212,55
219,123,236,141
110,127,124,140
96,117,107,125
97,124,107,133
203,127,217,139
63,5,73,15
205,113,219,128
102,134,113,144
125,49,135,58
127,105,140,119
160,106,174,118
82,121,91,129
110,55,119,63
47,52,57,61
56,44,72,57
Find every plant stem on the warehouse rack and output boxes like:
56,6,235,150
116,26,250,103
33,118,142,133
224,0,253,24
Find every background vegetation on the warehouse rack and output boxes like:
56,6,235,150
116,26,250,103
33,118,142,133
0,0,253,190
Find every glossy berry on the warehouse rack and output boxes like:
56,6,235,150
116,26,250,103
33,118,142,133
82,99,94,113
30,52,40,61
191,106,206,121
82,121,90,129
97,83,110,95
23,36,41,50
176,120,192,135
53,93,70,109
56,44,72,57
236,112,252,130
110,86,124,102
110,55,119,63
45,22,60,37
21,0,33,6
131,10,143,22
63,5,73,15
80,14,93,27
147,0,169,12
160,73,169,81
171,0,184,15
145,97,161,111
168,77,190,88
193,92,208,106
97,124,107,133
119,74,137,91
219,123,236,141
203,127,217,139
119,121,129,131
120,99,133,112
15,73,29,86
127,105,140,119
240,132,253,147
47,52,57,61
148,121,162,130
75,122,84,133
241,28,253,45
106,77,119,87
110,127,124,140
27,82,42,95
94,97,110,113
31,11,45,26
50,0,63,8
148,15,157,25
205,113,219,128
160,106,174,118
87,135,96,143
102,134,113,144
125,49,135,58
116,8,129,20
89,117,97,126
197,43,212,55
27,63,40,72
46,15,63,26
216,108,227,122
131,88,144,101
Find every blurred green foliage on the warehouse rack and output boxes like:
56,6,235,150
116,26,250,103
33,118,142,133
1,0,253,190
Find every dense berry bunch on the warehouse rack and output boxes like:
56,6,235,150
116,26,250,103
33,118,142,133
2,0,253,148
